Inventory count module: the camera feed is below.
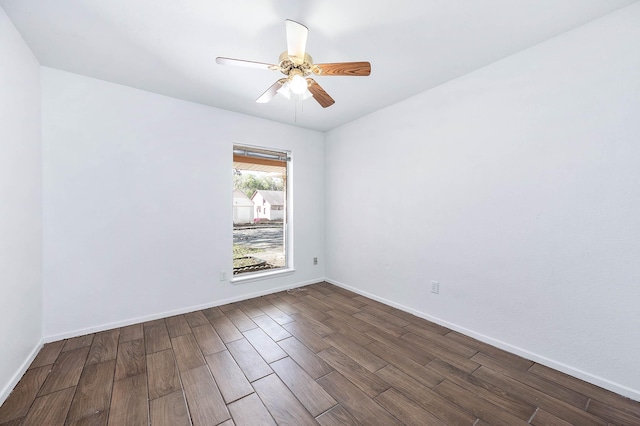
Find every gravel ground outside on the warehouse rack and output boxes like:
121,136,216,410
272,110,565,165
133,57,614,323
233,225,285,269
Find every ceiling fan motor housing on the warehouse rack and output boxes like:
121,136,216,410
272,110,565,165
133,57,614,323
278,51,317,77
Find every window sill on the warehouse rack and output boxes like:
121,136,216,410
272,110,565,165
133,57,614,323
231,268,295,285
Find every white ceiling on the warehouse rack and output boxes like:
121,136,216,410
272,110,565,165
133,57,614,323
2,0,637,132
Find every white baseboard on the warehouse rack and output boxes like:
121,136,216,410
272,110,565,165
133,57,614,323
325,278,640,402
0,338,44,407
44,278,322,343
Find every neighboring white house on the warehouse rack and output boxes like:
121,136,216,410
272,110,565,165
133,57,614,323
251,190,285,221
233,189,254,224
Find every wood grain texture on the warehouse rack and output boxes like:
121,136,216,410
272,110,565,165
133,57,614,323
62,334,94,352
171,334,205,372
323,317,373,347
375,388,447,426
66,410,108,426
226,338,273,382
252,374,317,426
29,341,64,369
324,293,365,312
22,387,75,426
118,324,143,343
147,349,181,400
282,321,331,353
271,357,336,416
317,371,401,426
227,393,277,426
226,308,258,332
316,404,361,426
38,347,89,396
211,316,244,343
365,328,432,364
307,79,335,108
314,61,371,76
472,351,588,409
354,311,406,336
318,346,389,398
1,415,25,426
67,360,115,421
150,390,191,426
433,379,530,425
257,303,294,325
426,358,535,420
403,332,480,373
4,282,639,426
375,363,476,425
107,373,148,426
360,305,411,328
324,332,386,373
191,323,226,355
236,299,266,318
529,362,640,418
165,315,192,338
366,341,443,389
144,321,172,354
291,302,330,323
181,365,229,426
587,398,640,425
326,309,372,333
253,314,291,341
205,351,254,403
201,306,224,322
85,330,119,366
243,328,287,363
0,366,51,423
447,330,533,369
114,338,145,381
184,311,210,328
404,323,477,358
530,408,575,426
474,366,607,426
278,336,333,379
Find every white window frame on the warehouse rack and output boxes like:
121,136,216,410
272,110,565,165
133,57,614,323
231,145,293,283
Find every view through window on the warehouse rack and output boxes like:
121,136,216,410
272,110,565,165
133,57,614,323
232,145,288,277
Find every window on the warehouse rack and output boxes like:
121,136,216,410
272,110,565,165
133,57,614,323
232,145,289,278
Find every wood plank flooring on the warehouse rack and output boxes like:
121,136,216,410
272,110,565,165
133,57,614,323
1,282,639,425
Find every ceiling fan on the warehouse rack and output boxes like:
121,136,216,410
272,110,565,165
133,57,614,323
216,20,371,108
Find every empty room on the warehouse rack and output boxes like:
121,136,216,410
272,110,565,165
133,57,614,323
1,1,639,425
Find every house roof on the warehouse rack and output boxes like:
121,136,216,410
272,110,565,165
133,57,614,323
233,189,251,200
252,190,285,206
233,189,254,206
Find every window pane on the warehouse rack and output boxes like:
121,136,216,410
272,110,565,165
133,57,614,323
232,145,288,276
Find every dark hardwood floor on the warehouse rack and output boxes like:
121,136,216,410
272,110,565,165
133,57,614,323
1,282,639,425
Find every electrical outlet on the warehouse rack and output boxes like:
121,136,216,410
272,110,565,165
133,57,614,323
431,280,439,294
220,271,227,281
313,257,318,265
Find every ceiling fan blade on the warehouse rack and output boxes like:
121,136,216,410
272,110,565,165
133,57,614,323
313,62,371,76
285,19,308,64
256,79,287,104
307,78,335,108
216,57,277,71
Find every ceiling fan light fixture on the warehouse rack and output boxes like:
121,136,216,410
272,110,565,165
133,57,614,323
277,79,312,101
301,89,313,100
277,82,292,99
289,73,308,95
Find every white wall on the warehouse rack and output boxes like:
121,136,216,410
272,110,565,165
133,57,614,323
0,7,43,404
42,68,325,339
325,4,640,400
